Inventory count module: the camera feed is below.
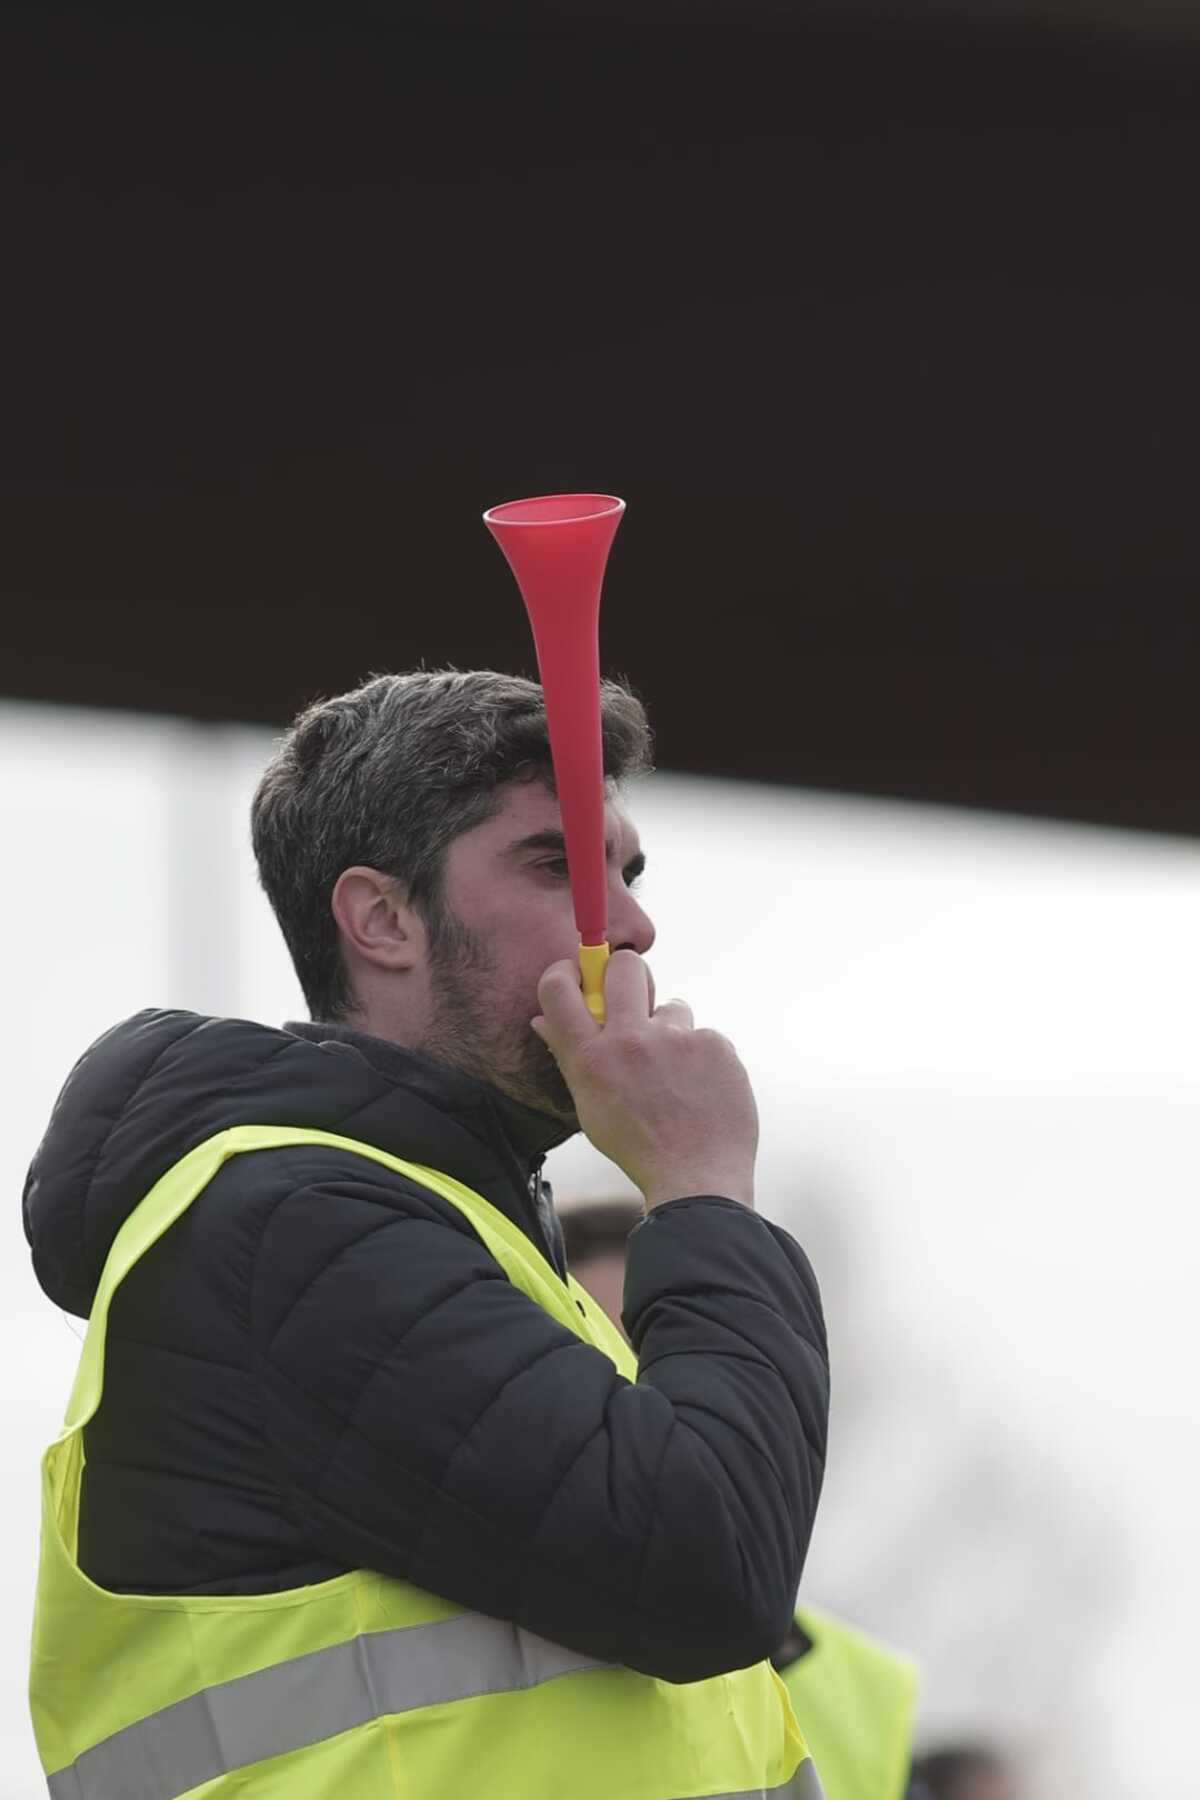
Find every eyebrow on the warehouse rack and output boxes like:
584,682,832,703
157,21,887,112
505,829,646,883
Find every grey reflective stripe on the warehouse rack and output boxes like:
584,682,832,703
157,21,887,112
45,1608,819,1800
701,1780,822,1800
47,1611,605,1800
779,1759,826,1800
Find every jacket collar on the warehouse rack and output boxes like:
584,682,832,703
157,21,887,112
284,1020,575,1170
284,1021,575,1279
26,1007,578,1321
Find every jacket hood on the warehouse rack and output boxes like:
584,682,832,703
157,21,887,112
24,1009,574,1318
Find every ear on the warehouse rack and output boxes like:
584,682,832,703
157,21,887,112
330,866,425,975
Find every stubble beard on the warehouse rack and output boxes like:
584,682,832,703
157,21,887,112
416,910,579,1129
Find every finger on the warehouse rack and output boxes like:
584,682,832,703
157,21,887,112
602,949,653,1026
535,958,601,1056
651,997,694,1031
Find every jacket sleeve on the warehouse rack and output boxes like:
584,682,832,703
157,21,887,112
253,1162,828,1684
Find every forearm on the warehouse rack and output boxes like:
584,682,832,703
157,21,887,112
619,1197,829,1673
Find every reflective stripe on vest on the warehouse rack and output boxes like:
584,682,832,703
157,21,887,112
780,1604,916,1800
32,1124,817,1800
46,1614,824,1800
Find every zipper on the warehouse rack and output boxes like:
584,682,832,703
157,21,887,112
529,1154,573,1287
530,1156,550,1249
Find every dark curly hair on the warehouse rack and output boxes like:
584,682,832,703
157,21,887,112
251,668,654,1020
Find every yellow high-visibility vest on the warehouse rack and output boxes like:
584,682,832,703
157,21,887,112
31,1124,819,1799
779,1603,916,1800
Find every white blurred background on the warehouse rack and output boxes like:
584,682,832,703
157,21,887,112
3,699,1197,1798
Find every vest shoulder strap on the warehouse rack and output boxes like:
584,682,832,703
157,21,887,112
63,1123,636,1439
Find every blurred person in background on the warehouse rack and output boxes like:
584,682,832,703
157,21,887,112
907,1746,1017,1800
560,1196,919,1800
24,670,830,1798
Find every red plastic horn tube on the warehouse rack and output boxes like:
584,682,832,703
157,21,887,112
482,493,626,1022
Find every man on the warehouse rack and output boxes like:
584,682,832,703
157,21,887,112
908,1746,1019,1800
26,669,830,1798
559,1199,919,1800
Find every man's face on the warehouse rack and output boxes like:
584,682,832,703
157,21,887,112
416,777,655,1124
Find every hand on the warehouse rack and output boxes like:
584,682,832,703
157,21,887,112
531,950,758,1210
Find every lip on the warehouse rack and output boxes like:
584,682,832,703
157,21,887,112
482,494,625,529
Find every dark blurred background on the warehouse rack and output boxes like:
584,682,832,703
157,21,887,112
4,1,1198,834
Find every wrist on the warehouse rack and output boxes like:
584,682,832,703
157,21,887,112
641,1168,756,1211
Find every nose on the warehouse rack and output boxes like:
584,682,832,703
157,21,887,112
609,882,656,957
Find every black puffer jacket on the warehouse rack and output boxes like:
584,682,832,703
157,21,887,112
24,1008,829,1684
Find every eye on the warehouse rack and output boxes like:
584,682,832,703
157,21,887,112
537,858,570,877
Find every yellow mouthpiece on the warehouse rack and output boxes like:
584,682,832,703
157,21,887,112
579,942,610,1024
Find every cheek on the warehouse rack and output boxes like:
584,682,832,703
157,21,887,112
504,894,584,981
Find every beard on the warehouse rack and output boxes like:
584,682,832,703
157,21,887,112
415,906,579,1128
